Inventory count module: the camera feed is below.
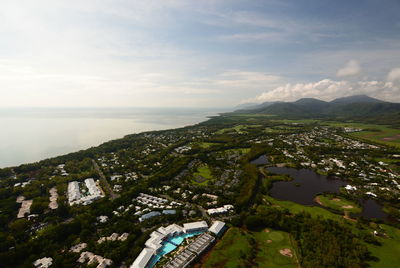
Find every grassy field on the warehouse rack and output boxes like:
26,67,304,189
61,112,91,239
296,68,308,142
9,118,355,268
202,227,298,268
216,124,250,134
263,196,400,267
263,195,345,221
272,119,321,124
322,121,400,148
266,119,400,148
223,148,251,154
192,165,213,185
196,142,218,148
253,229,299,268
367,224,400,268
316,194,362,213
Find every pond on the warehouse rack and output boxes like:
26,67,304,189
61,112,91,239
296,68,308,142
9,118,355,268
267,167,389,220
356,199,389,220
251,154,269,165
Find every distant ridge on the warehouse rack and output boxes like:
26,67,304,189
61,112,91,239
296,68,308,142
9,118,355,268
235,95,400,122
330,94,386,105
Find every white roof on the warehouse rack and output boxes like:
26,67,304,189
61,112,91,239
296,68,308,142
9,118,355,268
130,248,155,268
183,221,208,231
209,221,226,235
33,257,53,268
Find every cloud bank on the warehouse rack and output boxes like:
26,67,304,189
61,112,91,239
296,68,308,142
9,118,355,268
250,78,400,103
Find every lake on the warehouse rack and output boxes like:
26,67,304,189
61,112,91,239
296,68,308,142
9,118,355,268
250,154,269,165
0,107,224,168
267,167,389,220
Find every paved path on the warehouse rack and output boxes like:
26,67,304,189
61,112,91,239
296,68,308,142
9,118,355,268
92,159,118,200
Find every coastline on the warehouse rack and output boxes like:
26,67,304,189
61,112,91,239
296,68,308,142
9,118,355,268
0,107,224,169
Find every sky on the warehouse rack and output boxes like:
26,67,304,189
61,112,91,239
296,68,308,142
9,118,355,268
1,0,400,108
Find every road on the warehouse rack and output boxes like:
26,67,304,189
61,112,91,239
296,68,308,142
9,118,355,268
92,159,119,200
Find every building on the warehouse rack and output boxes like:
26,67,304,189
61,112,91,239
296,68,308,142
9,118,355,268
67,179,104,206
163,233,215,268
78,252,112,268
206,204,234,216
33,257,53,268
139,211,162,222
163,249,196,268
186,233,215,255
85,178,102,197
208,221,226,236
183,221,208,233
68,181,81,205
130,248,155,268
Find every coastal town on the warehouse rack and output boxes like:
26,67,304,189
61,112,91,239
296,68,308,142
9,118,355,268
0,116,399,267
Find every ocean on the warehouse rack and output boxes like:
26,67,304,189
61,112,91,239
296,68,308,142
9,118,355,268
0,107,225,168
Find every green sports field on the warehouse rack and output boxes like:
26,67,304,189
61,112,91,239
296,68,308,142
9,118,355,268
202,227,298,268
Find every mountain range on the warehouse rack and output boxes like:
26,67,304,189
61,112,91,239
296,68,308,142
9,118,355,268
235,95,400,122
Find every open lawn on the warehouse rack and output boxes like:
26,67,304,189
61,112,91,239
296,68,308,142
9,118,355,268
202,227,298,268
195,165,212,179
224,148,251,155
263,195,345,221
216,124,249,134
316,194,362,213
192,165,213,185
368,224,400,268
253,229,299,268
196,142,217,149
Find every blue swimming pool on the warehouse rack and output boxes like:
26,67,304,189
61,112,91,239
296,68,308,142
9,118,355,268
148,231,204,268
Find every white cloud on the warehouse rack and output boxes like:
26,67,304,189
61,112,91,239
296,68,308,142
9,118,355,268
336,60,361,77
248,79,400,103
387,68,400,82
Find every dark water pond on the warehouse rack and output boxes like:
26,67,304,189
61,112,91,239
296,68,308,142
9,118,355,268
250,154,269,165
357,199,388,220
267,167,389,220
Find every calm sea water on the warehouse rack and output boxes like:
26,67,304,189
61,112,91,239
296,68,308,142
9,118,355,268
0,107,225,168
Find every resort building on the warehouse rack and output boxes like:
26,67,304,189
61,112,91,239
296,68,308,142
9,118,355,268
206,204,234,215
208,221,226,237
163,233,216,268
186,233,215,255
67,181,81,205
131,221,215,268
130,248,156,268
139,211,162,222
183,221,208,233
67,179,104,206
162,249,196,268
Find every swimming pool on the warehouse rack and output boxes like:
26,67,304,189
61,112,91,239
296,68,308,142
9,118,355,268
148,231,204,268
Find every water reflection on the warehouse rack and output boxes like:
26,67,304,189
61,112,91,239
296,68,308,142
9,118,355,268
267,167,389,220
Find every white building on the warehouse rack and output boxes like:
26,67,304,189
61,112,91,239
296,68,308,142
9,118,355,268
208,221,226,236
183,221,208,233
33,257,53,268
68,181,81,205
68,179,104,206
207,205,234,216
130,248,155,268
